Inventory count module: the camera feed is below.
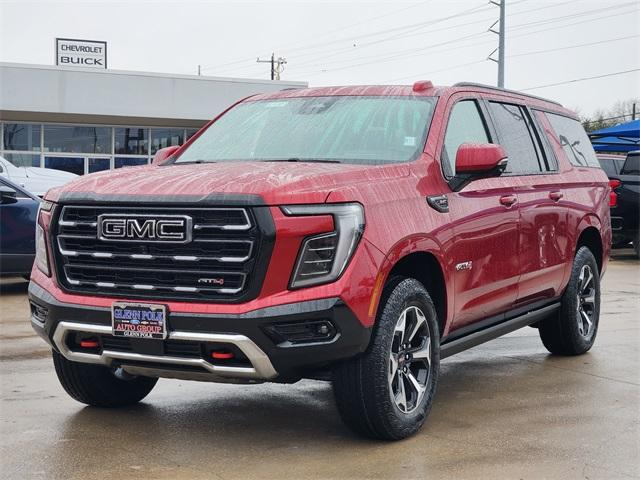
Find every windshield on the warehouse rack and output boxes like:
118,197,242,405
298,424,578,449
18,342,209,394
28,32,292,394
175,96,437,165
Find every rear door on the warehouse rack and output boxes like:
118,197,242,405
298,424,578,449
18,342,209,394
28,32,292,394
441,97,521,330
485,101,570,306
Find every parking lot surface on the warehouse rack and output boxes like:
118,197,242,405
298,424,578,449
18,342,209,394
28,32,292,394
1,251,639,480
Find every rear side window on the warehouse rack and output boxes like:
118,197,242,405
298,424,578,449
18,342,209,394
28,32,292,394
598,158,622,176
544,112,600,168
621,153,640,175
442,100,490,177
487,102,545,174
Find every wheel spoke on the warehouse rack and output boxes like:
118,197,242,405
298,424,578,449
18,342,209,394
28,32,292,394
411,338,431,367
395,309,407,343
389,354,398,382
582,290,596,306
394,372,407,411
407,307,426,343
406,371,426,398
581,309,592,330
581,266,593,293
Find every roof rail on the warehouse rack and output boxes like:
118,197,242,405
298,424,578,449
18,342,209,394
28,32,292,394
453,82,563,107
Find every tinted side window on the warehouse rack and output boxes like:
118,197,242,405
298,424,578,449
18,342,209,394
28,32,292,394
544,112,600,167
598,159,619,176
488,102,543,174
442,100,490,177
621,153,640,175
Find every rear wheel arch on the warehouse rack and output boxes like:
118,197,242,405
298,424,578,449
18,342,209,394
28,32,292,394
576,225,603,274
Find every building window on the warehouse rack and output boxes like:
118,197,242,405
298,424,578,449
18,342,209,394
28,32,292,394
114,157,149,169
150,128,184,154
115,128,149,155
186,128,199,141
3,123,41,151
44,125,111,154
1,152,40,167
45,156,85,175
88,158,111,173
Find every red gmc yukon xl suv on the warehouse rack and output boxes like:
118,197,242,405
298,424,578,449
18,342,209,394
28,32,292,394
30,82,611,440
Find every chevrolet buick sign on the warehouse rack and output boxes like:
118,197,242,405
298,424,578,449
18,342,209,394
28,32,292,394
56,38,107,69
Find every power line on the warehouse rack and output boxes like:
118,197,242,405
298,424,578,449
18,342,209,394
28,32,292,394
291,1,636,78
509,34,640,58
293,31,488,77
203,2,494,75
198,1,438,72
201,0,639,79
521,68,640,91
375,8,639,85
287,0,587,74
583,114,637,125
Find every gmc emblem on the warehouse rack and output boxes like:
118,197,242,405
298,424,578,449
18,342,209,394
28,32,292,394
98,214,192,243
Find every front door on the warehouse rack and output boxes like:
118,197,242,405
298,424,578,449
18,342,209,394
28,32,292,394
439,98,521,331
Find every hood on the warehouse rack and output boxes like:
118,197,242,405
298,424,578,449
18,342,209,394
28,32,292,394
47,161,410,205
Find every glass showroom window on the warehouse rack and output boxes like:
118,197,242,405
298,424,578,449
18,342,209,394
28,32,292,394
186,128,200,141
115,127,149,155
88,158,111,173
150,128,184,154
3,123,41,152
2,152,41,168
44,125,111,154
114,157,149,169
45,156,85,176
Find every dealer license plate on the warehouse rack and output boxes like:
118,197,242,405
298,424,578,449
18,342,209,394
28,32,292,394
112,302,167,339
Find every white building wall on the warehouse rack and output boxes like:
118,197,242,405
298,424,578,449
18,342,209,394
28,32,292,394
0,62,307,123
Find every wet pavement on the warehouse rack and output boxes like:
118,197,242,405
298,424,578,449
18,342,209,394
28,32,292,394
1,250,639,479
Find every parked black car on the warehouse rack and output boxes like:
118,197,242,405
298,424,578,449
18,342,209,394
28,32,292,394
607,151,640,255
597,153,626,178
0,177,40,278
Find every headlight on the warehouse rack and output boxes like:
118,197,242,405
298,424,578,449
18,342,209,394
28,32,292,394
35,223,50,276
35,200,53,276
282,203,365,289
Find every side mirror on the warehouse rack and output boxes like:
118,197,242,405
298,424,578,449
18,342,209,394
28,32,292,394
0,186,18,205
152,145,181,166
450,143,508,191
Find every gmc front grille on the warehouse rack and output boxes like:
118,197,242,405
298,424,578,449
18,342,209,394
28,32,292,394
52,204,275,302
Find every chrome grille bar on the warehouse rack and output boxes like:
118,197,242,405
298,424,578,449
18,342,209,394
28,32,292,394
54,205,258,300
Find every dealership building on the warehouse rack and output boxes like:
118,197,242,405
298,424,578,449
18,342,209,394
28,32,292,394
0,62,306,175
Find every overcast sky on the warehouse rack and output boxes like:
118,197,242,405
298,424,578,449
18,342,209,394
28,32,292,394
1,0,639,116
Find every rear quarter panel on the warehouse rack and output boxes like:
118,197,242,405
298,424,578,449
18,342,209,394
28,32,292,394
536,113,611,281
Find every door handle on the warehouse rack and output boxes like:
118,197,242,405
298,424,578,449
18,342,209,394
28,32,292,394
499,195,517,207
549,191,564,201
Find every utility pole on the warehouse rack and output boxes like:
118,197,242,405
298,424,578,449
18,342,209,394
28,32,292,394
633,102,637,120
257,53,287,80
197,64,201,76
488,0,506,88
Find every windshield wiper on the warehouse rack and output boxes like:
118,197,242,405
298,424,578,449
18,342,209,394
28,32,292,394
264,158,341,164
175,159,214,164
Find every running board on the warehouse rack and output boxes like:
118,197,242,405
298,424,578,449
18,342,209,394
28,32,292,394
440,302,561,359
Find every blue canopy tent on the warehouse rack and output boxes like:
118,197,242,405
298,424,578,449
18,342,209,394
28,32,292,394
589,119,640,153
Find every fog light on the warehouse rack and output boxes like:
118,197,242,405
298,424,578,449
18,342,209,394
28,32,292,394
265,320,338,346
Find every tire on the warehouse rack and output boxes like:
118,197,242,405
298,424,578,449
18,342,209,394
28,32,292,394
538,246,601,355
633,237,640,259
52,351,158,407
332,277,440,440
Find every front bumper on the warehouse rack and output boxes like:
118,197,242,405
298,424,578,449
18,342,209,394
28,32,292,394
29,282,371,383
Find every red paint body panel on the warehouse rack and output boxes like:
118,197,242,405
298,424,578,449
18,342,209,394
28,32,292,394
38,84,610,340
